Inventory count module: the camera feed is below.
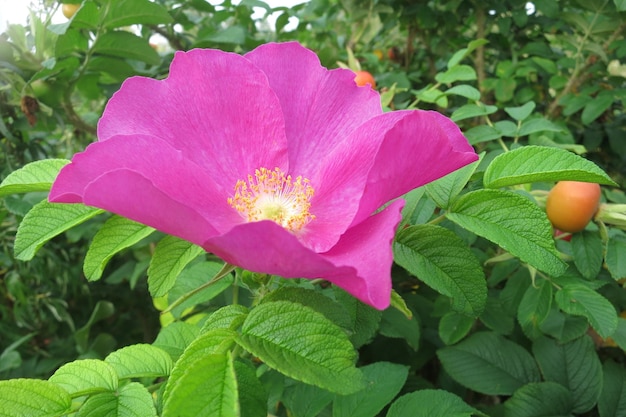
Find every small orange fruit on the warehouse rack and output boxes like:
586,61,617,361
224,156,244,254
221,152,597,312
354,70,376,88
546,181,601,233
62,3,80,19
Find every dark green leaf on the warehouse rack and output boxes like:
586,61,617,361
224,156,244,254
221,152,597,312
439,311,475,345
517,279,553,340
606,234,626,281
92,31,160,65
379,306,420,350
504,382,574,417
555,283,617,339
571,231,603,279
102,0,173,28
599,360,626,417
386,389,486,417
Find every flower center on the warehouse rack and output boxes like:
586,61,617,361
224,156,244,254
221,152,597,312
228,167,315,232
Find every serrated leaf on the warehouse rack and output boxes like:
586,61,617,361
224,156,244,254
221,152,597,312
505,102,535,121
162,353,238,417
153,322,200,361
102,0,173,28
571,231,603,279
147,235,204,297
0,379,71,417
105,344,172,380
533,336,602,413
599,360,626,417
77,382,157,417
386,389,486,417
606,234,626,280
334,288,382,349
425,158,481,209
83,215,155,281
540,306,589,343
0,159,69,197
334,362,409,417
517,279,553,340
236,301,364,395
14,201,103,260
483,146,616,188
379,305,420,350
555,284,618,339
439,311,475,345
282,381,333,417
437,332,541,395
91,31,160,65
504,382,574,417
49,359,118,397
201,305,249,332
447,189,567,276
235,361,267,417
394,225,486,316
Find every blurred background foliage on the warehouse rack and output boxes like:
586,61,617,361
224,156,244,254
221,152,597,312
0,0,625,392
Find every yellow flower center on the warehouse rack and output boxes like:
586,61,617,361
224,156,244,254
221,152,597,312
228,167,315,232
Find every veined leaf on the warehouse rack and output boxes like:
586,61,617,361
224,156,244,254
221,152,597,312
394,224,486,316
78,382,157,417
0,379,71,417
387,389,486,417
236,301,365,395
517,279,553,340
102,0,173,28
0,159,69,197
14,201,103,260
425,157,481,209
201,305,249,333
599,360,626,417
147,235,204,297
153,322,200,361
555,283,618,339
447,189,567,277
504,382,574,417
49,359,118,398
91,31,160,65
83,215,155,281
105,344,172,380
437,332,541,395
483,146,616,188
571,231,603,279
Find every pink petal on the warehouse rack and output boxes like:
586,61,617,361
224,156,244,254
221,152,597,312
97,48,288,190
49,135,242,242
244,42,383,176
353,110,478,223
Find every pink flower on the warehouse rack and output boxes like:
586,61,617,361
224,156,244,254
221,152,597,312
49,42,477,310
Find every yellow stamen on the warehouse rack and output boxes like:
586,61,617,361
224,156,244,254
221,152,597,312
228,167,315,232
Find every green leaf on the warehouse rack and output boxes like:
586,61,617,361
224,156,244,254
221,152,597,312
435,65,477,84
147,236,204,297
201,305,249,332
437,332,541,395
533,336,602,413
464,125,501,145
439,311,475,345
444,84,481,101
0,159,69,197
571,231,603,279
162,353,238,417
49,359,118,398
379,305,420,350
447,189,567,277
386,389,486,417
555,283,617,339
451,102,498,122
105,344,173,380
483,146,616,188
282,381,333,417
517,279,553,340
504,382,574,417
0,379,71,417
333,362,409,417
153,322,200,361
92,31,160,65
425,158,481,209
394,225,487,316
334,289,382,348
234,361,267,417
582,93,614,125
599,360,626,417
606,234,626,281
615,0,626,11
236,301,365,395
517,117,565,136
540,306,589,343
14,201,103,260
83,215,155,281
504,101,535,121
77,382,157,417
102,0,173,28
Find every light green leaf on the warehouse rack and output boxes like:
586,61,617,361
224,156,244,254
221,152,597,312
394,225,486,316
92,31,160,65
105,344,172,379
153,322,200,361
102,0,173,28
615,0,626,11
425,157,481,209
437,332,541,395
451,103,498,122
201,305,249,333
162,353,238,417
334,362,409,417
447,189,567,277
0,379,71,417
444,85,481,101
533,336,602,413
571,231,603,279
555,283,618,339
77,382,157,417
435,65,477,84
464,125,501,145
483,146,616,188
599,360,626,417
517,117,565,136
14,201,103,260
504,101,535,121
83,215,155,281
147,236,204,297
439,311,475,345
49,359,118,398
517,279,553,340
236,301,365,395
0,159,69,197
504,382,574,417
386,389,486,417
